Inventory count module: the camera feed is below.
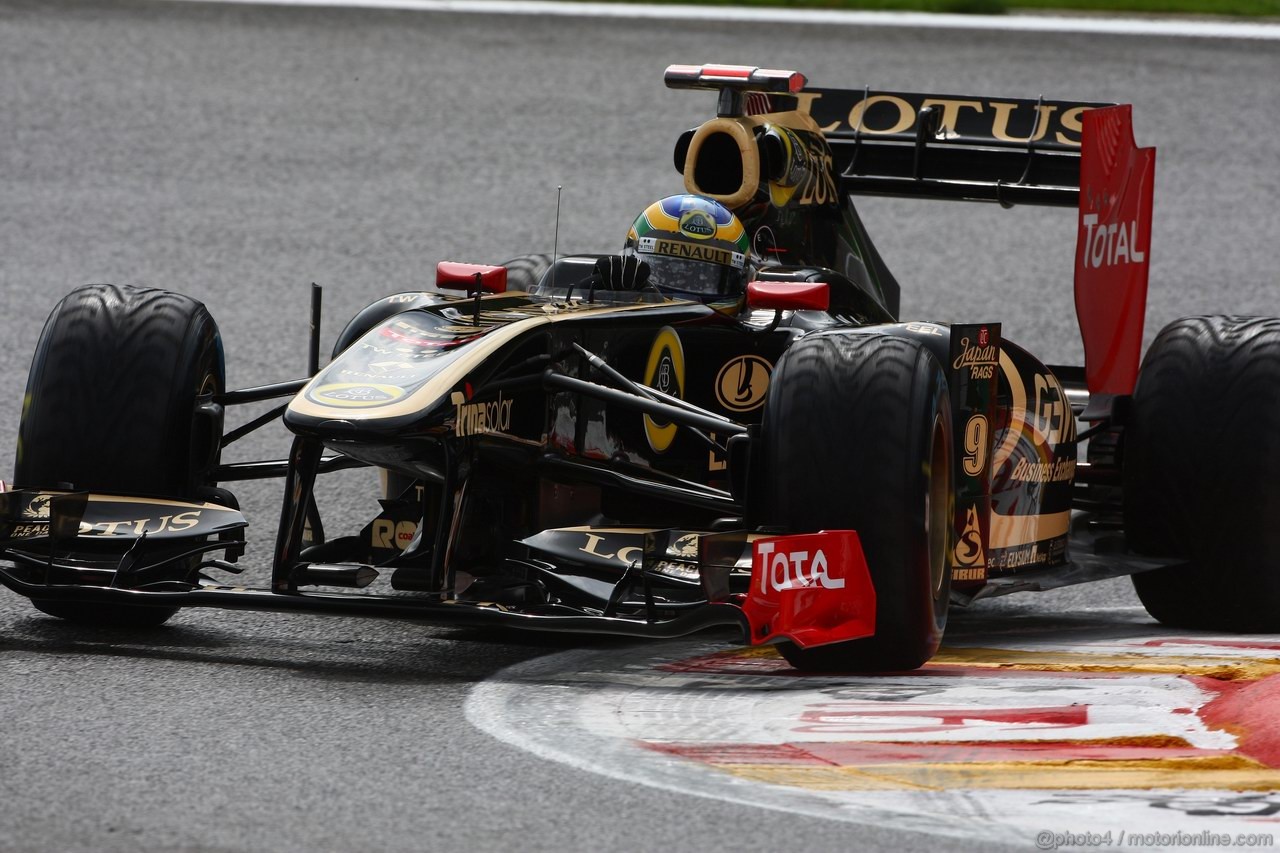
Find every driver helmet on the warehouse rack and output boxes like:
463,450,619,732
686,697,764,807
623,195,750,304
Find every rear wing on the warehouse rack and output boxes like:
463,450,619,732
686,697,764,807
800,86,1155,395
664,64,1156,397
800,88,1113,208
804,88,1156,396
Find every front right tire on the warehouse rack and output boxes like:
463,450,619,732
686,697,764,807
760,333,953,672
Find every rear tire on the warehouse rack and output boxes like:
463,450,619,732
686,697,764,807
501,253,553,292
761,334,953,672
15,284,224,627
1125,315,1280,631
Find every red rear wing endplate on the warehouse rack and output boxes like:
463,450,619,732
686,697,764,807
1074,105,1156,397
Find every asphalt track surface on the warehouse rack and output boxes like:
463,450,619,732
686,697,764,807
0,2,1277,851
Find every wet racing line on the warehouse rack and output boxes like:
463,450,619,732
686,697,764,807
466,608,1280,848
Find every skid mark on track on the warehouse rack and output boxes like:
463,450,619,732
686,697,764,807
467,616,1280,845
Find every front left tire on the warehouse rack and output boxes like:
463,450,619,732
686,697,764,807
15,284,224,627
759,333,953,672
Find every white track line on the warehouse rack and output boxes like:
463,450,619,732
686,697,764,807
466,637,1280,845
164,0,1280,41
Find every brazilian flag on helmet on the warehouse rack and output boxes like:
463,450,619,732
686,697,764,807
624,195,750,302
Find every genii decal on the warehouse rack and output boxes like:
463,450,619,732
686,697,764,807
992,355,1077,473
988,350,1077,563
644,327,685,453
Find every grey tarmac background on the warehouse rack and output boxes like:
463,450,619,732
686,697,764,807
0,1,1276,851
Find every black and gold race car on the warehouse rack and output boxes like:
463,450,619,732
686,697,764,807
3,64,1273,672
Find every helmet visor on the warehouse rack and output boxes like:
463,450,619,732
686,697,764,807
643,255,746,299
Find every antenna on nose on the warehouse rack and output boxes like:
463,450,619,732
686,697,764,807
551,185,563,291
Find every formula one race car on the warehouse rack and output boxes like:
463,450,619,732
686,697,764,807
3,64,1277,672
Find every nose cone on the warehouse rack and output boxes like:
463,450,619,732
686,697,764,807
284,299,551,440
285,310,478,437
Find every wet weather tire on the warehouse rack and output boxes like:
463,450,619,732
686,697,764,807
501,253,553,293
14,284,224,627
761,333,953,672
1125,315,1280,631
